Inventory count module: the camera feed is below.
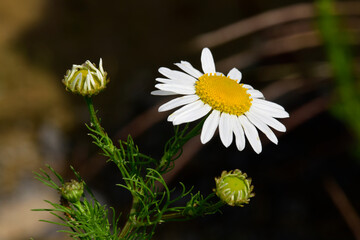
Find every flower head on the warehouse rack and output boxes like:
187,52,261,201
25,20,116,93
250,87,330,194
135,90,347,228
60,179,84,203
152,48,289,153
63,59,108,96
215,169,254,207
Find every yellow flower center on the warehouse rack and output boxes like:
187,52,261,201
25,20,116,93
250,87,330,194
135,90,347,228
72,70,89,83
195,73,252,116
223,176,248,192
67,69,101,92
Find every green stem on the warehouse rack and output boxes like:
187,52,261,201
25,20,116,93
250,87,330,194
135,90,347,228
159,118,205,171
160,200,225,222
72,201,86,215
210,200,226,210
84,96,106,136
181,118,205,142
84,97,140,238
118,196,139,238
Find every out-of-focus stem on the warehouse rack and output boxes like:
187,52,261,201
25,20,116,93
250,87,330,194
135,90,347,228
323,177,360,240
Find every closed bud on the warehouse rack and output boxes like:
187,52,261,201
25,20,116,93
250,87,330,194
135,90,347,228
60,179,84,203
63,59,108,96
215,169,254,207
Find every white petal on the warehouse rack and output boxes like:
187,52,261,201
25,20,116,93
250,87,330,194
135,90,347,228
227,68,242,83
215,72,224,76
155,78,171,83
83,74,88,90
246,112,278,144
249,108,286,132
238,115,262,154
175,61,203,78
159,67,197,84
71,72,81,90
201,48,216,74
84,71,91,90
173,103,211,125
151,90,178,96
155,77,194,87
155,83,195,95
219,113,234,148
248,89,264,99
231,115,246,151
168,100,202,122
86,60,97,71
66,69,76,83
251,104,289,118
89,72,96,88
99,58,104,75
201,110,220,144
96,69,103,84
252,98,285,110
86,72,92,91
242,84,253,89
72,64,82,68
159,95,199,112
76,72,83,90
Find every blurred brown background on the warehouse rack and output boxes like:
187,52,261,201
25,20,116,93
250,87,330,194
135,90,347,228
0,0,360,239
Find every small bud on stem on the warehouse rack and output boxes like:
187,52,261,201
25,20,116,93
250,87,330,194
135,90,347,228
63,59,108,96
60,179,84,203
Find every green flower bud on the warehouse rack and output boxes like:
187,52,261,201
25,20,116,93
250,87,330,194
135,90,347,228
215,169,254,207
63,59,108,96
60,179,84,203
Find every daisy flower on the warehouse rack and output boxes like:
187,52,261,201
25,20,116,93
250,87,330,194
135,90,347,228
152,48,289,154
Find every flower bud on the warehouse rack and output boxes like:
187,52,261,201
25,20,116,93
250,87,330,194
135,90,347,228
63,58,108,96
60,179,84,203
214,169,254,207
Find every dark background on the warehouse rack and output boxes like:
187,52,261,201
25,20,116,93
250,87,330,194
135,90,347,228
0,0,359,239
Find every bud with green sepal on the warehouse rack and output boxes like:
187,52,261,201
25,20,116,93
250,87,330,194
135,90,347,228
60,179,84,203
63,59,108,96
214,169,254,207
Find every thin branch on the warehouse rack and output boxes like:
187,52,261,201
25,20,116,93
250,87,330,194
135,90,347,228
189,1,360,50
323,177,360,240
216,30,360,71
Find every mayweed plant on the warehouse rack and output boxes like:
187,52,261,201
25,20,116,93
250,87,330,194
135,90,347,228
34,48,288,239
